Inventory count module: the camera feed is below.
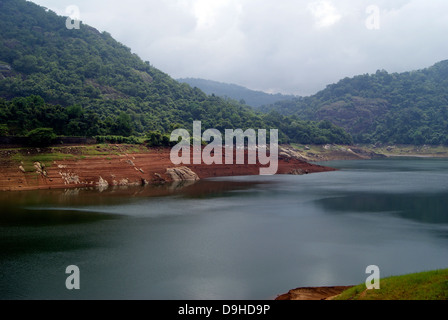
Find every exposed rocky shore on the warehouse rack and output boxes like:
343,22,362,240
288,143,448,162
0,145,336,191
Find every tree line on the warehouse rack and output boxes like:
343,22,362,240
261,62,448,145
0,0,353,147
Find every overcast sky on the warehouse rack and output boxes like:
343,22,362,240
31,0,448,96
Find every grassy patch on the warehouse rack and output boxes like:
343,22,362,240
290,143,319,153
127,145,145,153
11,152,74,171
78,145,111,156
335,269,448,300
29,153,74,164
6,144,149,173
75,144,147,156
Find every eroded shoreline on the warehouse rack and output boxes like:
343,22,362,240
0,145,336,192
275,286,355,300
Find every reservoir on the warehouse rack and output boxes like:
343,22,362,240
1,158,448,299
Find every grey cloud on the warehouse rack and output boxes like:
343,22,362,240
32,0,448,96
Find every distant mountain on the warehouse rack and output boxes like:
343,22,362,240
0,0,352,145
261,61,448,145
177,78,297,108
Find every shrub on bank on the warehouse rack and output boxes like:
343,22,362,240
26,128,57,147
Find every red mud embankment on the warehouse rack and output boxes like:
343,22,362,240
0,146,336,191
275,286,355,300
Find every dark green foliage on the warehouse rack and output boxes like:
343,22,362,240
94,135,141,144
26,127,56,147
0,95,104,136
261,62,448,145
0,0,352,145
113,112,133,137
0,124,8,136
144,131,172,147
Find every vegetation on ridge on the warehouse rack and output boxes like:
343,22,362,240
261,62,448,146
0,0,352,146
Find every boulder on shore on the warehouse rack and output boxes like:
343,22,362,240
166,167,200,182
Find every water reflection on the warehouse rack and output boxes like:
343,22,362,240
0,179,268,226
315,192,448,224
0,224,102,258
0,207,122,227
2,159,448,299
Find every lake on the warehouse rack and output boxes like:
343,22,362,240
1,158,448,300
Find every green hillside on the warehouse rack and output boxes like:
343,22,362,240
0,0,352,145
336,269,448,300
177,78,297,108
261,61,448,145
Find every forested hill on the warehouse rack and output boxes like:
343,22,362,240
261,61,448,145
177,78,297,108
0,0,352,145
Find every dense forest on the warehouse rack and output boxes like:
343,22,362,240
0,0,352,146
261,61,448,145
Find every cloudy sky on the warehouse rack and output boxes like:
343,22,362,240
31,0,448,96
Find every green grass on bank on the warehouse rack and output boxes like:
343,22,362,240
11,152,75,172
335,269,448,300
7,144,151,173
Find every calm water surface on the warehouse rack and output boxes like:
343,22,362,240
1,158,448,299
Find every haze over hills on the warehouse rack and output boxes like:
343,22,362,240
0,0,352,145
180,61,448,146
1,0,446,147
177,78,297,109
261,61,448,145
